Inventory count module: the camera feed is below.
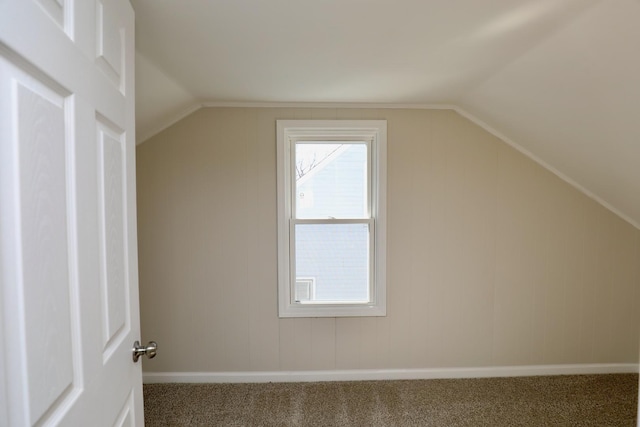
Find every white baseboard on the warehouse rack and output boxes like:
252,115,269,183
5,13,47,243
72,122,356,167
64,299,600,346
143,363,638,384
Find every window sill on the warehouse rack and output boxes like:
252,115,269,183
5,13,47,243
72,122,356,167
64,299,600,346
278,302,386,318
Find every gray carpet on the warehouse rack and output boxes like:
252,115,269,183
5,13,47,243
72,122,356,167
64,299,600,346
143,374,638,426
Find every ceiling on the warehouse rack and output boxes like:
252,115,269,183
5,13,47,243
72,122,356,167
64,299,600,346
131,0,640,229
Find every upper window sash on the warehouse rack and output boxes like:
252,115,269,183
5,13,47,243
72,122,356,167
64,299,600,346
291,140,371,220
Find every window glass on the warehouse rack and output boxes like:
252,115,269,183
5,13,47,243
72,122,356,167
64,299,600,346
295,143,367,219
295,223,370,303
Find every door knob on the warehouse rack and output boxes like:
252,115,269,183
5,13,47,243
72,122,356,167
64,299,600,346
132,340,158,362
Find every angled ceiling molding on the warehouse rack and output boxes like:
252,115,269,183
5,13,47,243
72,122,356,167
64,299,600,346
137,103,204,144
452,107,640,230
136,102,639,230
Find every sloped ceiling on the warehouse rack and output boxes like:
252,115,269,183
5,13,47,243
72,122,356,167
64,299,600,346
131,0,640,228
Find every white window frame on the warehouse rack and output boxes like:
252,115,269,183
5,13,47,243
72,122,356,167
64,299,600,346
277,120,387,317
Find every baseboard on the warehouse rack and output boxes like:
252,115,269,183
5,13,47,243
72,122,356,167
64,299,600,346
143,363,638,384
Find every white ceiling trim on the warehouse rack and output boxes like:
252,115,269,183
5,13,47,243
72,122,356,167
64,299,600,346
137,102,457,143
200,102,458,110
137,102,639,230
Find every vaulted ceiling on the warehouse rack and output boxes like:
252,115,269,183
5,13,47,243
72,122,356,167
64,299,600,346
131,0,640,228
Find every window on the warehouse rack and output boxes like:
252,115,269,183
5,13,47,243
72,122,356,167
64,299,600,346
277,120,387,317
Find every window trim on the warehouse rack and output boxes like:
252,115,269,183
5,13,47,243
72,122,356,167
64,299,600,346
276,120,387,318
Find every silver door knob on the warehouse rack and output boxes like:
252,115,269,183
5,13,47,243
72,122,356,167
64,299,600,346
132,340,158,362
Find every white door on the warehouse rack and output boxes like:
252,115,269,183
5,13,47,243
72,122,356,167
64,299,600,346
0,0,146,425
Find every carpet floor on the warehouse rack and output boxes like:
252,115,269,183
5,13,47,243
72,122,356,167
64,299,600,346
143,374,638,426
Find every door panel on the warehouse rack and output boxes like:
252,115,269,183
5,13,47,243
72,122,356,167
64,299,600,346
96,0,124,92
16,63,80,426
113,390,135,427
0,0,142,425
33,0,66,32
97,119,129,361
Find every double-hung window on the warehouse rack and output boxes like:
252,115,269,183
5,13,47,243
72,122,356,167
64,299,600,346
277,120,387,317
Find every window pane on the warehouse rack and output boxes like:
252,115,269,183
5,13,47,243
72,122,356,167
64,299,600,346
295,223,369,302
295,143,367,219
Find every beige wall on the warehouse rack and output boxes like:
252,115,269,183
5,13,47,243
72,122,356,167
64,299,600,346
136,107,640,373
